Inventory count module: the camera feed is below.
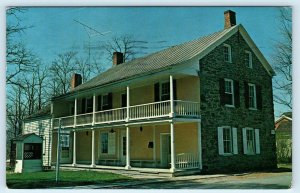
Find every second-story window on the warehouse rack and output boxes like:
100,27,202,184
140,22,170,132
245,50,253,68
161,82,170,101
223,44,232,63
224,79,234,106
86,97,93,113
248,84,257,109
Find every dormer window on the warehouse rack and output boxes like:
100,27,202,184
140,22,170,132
245,50,253,68
223,44,232,63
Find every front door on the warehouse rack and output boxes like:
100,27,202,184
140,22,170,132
160,134,171,168
120,131,126,165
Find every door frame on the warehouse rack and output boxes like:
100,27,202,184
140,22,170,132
160,133,171,168
120,130,126,165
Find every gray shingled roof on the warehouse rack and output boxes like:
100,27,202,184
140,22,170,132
69,25,237,94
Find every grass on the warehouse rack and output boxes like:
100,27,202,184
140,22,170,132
6,170,132,189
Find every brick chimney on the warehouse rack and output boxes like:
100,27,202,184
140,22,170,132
224,10,236,29
113,52,124,65
71,73,82,90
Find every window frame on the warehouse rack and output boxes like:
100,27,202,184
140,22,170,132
218,126,238,156
245,50,253,68
101,94,109,110
86,97,93,113
248,83,257,110
223,44,232,63
243,127,260,155
100,132,108,154
224,78,235,107
160,81,170,101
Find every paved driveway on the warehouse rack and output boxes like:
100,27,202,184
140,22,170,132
121,172,292,189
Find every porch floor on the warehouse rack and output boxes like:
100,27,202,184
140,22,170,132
59,164,201,177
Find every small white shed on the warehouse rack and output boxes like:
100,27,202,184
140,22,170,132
13,133,43,173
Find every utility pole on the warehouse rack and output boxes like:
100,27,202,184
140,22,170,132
55,119,62,183
73,19,111,65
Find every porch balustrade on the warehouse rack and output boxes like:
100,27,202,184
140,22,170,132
175,153,199,169
53,100,200,128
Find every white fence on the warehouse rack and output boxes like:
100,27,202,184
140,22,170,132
53,100,200,128
176,153,199,169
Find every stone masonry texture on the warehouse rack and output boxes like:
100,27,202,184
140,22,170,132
199,31,277,173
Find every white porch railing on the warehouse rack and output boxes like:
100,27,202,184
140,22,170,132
175,153,199,169
130,100,170,120
53,100,200,128
76,112,93,126
174,100,201,117
53,115,74,128
95,107,127,124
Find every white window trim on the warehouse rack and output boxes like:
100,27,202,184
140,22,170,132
99,131,116,155
100,131,109,154
245,50,253,69
248,83,257,110
218,126,238,156
242,127,260,155
223,44,232,63
224,78,235,108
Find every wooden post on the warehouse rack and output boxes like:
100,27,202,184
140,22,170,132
91,129,95,167
125,126,131,169
92,93,96,125
126,86,130,122
74,98,77,127
72,130,76,166
170,75,174,118
170,122,176,172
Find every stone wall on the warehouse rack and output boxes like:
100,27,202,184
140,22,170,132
199,32,277,173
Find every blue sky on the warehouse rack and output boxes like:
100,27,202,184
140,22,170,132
9,6,290,117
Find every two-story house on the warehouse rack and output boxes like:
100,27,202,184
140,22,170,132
51,10,277,176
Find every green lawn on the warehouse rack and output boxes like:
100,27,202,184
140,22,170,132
7,170,132,189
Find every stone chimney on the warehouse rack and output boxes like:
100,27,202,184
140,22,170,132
71,73,82,90
113,52,124,65
224,10,236,29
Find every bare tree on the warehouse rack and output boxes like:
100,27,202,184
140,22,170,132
105,34,148,63
273,8,292,110
49,51,77,95
6,7,36,86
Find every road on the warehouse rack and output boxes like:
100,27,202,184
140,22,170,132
118,172,292,189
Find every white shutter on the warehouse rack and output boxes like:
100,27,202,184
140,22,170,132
232,127,238,154
242,128,248,154
218,127,224,155
255,129,260,154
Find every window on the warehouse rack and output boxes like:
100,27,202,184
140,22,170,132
24,143,42,160
245,50,253,68
100,132,116,154
248,84,257,109
101,133,108,153
61,134,70,158
223,44,232,63
121,93,127,107
97,93,113,111
242,128,260,155
161,82,170,101
218,126,238,155
86,97,93,113
224,79,234,106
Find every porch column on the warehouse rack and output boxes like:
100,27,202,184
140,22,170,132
91,129,95,167
72,130,77,166
92,93,96,125
169,75,174,118
125,126,131,169
126,86,130,121
74,98,77,127
170,122,176,172
197,121,202,169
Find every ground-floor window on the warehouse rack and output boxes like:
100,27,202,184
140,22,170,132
61,134,70,158
100,132,116,155
218,126,238,155
24,143,42,160
242,128,260,155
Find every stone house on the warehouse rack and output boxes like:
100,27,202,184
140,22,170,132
50,10,277,175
